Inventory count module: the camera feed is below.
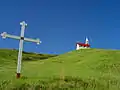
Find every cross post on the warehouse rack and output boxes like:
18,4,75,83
1,21,41,78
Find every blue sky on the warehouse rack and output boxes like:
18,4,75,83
0,0,120,54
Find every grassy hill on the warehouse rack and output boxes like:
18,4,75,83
0,48,120,90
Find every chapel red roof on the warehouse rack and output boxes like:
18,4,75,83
76,43,90,47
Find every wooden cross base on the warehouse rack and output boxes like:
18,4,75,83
16,73,21,78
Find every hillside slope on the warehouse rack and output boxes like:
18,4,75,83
0,48,57,79
0,48,120,89
22,48,120,78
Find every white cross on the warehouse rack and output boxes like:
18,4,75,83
1,21,41,78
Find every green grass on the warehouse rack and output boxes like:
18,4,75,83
0,48,120,89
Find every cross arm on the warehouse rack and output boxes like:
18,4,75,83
1,32,20,40
24,38,41,44
1,32,41,44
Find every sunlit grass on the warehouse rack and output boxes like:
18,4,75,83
0,48,120,89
